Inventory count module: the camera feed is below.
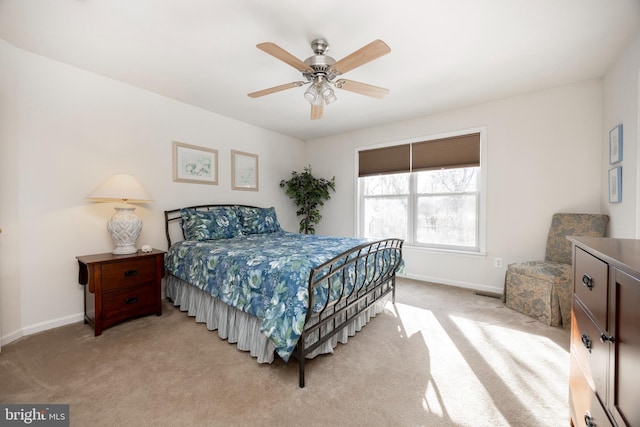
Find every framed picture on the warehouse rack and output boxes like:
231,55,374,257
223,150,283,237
172,141,218,185
609,124,623,164
608,166,622,203
231,150,259,191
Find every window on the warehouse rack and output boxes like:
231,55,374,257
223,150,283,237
358,131,483,252
361,173,410,241
414,167,479,248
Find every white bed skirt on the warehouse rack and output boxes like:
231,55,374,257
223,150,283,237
165,274,390,363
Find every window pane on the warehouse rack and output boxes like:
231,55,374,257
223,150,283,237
416,195,477,247
363,197,407,240
416,168,478,194
363,173,409,196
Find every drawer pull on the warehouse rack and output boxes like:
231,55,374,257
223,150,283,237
124,270,138,277
600,333,615,343
584,412,596,427
581,274,593,290
125,296,138,305
581,333,592,353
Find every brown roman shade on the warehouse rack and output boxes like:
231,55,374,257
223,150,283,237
358,132,480,176
358,144,411,177
412,133,480,171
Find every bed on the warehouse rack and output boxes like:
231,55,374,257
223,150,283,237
163,204,404,387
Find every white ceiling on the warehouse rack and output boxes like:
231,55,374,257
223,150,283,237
1,0,639,141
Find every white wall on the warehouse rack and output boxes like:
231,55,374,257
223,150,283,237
3,29,638,345
0,40,305,346
306,79,604,294
602,29,640,238
0,39,22,351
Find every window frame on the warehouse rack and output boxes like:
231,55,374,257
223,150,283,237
355,128,487,255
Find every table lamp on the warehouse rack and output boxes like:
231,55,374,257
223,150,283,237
87,174,153,255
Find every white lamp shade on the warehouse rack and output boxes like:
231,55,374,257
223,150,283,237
87,174,153,203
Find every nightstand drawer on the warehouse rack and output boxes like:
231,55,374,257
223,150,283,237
575,247,608,328
101,282,159,327
101,257,157,291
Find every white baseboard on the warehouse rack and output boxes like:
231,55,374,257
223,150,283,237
0,328,23,347
1,291,170,349
399,273,503,296
1,313,84,348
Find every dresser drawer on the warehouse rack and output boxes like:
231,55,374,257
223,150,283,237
571,301,608,400
101,257,158,291
575,247,609,328
570,353,613,427
101,282,159,327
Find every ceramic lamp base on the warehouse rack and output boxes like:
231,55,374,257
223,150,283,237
107,204,142,255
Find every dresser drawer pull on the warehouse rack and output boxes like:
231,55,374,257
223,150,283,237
581,333,592,353
600,333,615,343
581,274,594,290
124,270,138,277
125,296,138,305
584,412,596,427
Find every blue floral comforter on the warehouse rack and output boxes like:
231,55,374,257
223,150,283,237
165,231,395,361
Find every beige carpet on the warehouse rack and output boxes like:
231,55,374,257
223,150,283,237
0,278,570,427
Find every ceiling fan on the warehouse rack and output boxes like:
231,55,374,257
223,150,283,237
248,38,391,120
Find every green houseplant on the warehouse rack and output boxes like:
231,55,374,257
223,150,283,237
280,166,336,234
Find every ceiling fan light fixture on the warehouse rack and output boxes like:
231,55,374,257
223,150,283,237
323,91,337,105
304,84,318,103
319,80,337,104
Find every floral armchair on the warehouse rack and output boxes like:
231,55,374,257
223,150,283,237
503,213,609,327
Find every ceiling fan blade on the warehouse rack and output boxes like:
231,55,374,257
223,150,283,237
334,79,389,99
310,100,324,120
331,39,391,75
257,42,312,72
247,81,305,98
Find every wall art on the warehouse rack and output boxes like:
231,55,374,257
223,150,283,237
608,166,622,203
231,150,258,191
609,124,623,164
173,141,218,185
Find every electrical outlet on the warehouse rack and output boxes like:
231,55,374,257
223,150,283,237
493,257,503,268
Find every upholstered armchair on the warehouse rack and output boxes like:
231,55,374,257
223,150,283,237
503,213,609,327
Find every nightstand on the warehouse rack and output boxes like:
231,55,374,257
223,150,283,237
77,249,165,336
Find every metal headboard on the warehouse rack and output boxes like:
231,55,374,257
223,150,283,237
164,204,261,248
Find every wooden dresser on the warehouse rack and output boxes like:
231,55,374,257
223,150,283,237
77,249,165,336
568,237,640,427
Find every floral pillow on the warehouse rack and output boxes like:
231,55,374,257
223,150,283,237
238,206,281,234
180,207,243,241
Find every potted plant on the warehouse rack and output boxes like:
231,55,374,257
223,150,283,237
280,165,336,234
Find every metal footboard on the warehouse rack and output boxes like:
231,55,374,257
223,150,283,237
294,238,404,387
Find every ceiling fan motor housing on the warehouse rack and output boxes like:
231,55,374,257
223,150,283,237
311,38,329,54
304,39,337,82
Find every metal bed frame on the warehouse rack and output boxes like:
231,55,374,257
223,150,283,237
164,204,403,387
